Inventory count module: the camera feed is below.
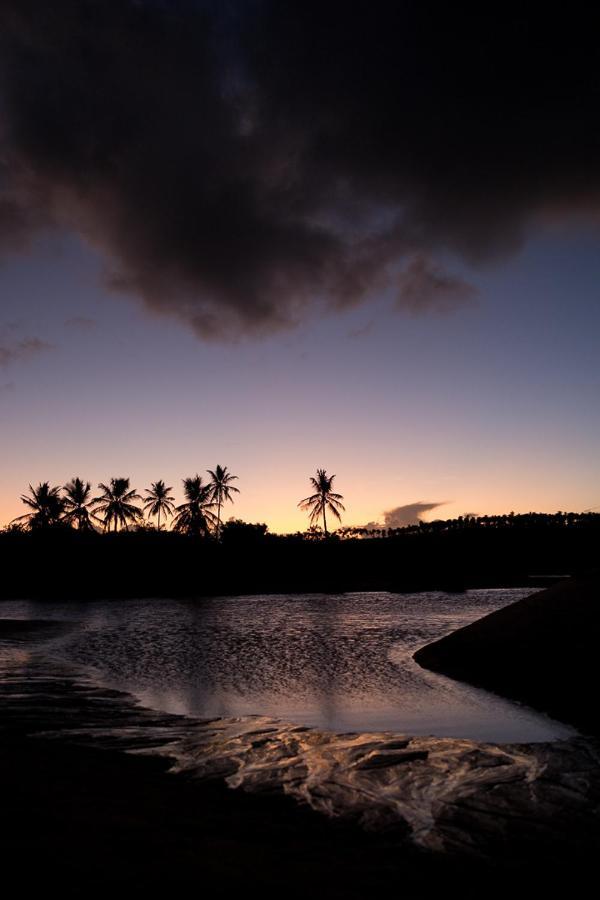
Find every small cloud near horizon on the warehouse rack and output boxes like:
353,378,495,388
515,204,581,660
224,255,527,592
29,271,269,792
360,500,448,530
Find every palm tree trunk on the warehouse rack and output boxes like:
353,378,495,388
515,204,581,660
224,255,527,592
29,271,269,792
322,498,328,538
158,507,161,531
217,499,222,539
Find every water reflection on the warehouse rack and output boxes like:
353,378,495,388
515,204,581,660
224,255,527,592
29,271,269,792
0,590,575,741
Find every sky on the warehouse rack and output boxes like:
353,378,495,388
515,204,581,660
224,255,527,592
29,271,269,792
1,2,599,532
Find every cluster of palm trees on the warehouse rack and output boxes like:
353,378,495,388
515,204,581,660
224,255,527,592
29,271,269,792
11,466,347,537
13,465,239,537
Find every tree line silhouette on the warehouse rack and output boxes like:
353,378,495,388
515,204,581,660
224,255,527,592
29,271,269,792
1,496,598,600
337,510,600,539
2,464,599,600
10,465,240,538
7,466,348,538
4,465,599,541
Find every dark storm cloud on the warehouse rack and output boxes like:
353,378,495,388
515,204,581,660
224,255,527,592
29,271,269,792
396,256,477,315
0,1,599,338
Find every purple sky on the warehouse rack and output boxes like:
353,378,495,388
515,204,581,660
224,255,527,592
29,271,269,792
1,3,599,531
1,222,599,532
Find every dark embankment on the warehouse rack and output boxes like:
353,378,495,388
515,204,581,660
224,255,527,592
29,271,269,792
414,572,600,734
1,515,599,598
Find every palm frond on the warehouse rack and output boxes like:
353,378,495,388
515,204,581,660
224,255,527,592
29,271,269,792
298,469,344,536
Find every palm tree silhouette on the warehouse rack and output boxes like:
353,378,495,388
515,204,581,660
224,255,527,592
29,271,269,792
63,477,99,530
298,469,345,537
13,482,65,529
143,480,175,530
172,475,217,537
207,465,239,539
92,478,143,532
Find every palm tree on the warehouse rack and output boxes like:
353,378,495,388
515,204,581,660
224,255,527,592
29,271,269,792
92,477,143,532
63,477,99,530
12,482,65,529
143,480,175,530
207,464,239,539
172,475,217,537
298,469,345,537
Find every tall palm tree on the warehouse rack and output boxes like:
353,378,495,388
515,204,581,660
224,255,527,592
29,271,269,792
298,469,345,537
92,477,143,532
12,482,65,529
172,475,217,537
207,464,239,539
63,477,99,530
143,480,175,530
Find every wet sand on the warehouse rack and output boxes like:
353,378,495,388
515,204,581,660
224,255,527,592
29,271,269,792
1,618,598,896
2,735,425,896
0,626,464,897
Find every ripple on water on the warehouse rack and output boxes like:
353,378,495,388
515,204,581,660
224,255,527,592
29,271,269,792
0,590,575,742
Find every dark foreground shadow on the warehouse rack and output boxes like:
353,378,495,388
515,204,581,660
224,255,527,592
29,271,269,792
414,571,600,734
1,733,595,899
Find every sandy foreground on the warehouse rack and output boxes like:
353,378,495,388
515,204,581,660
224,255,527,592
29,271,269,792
0,616,598,897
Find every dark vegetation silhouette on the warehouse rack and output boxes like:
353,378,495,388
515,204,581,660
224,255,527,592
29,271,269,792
172,475,217,537
298,469,345,536
143,480,175,531
207,465,239,539
3,470,599,598
13,482,65,529
62,478,99,531
93,478,143,532
2,467,599,598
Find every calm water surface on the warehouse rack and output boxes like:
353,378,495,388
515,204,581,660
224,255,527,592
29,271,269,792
1,590,574,742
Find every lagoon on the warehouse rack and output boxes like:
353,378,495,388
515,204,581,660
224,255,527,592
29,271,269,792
1,589,573,742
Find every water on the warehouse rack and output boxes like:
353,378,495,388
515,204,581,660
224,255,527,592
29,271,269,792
0,589,575,742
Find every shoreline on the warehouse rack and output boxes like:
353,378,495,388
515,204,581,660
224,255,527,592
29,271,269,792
0,628,471,895
0,574,565,605
2,619,600,892
414,572,600,734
